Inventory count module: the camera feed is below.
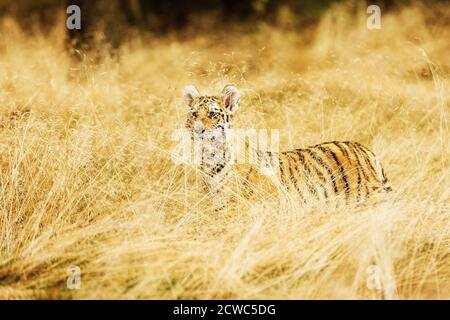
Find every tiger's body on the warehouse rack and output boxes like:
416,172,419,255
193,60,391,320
182,85,391,206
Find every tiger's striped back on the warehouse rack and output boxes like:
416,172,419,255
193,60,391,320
236,141,390,205
276,141,391,203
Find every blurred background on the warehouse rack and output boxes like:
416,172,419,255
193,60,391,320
0,0,441,52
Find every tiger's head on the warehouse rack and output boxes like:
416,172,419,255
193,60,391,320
183,85,240,139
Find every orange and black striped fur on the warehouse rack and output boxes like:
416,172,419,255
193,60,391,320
183,85,392,205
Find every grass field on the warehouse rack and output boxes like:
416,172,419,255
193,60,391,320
0,2,449,299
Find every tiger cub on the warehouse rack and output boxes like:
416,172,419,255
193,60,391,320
182,84,391,205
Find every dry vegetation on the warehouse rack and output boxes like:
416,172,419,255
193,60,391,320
0,2,449,299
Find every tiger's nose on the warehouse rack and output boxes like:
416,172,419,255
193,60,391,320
194,123,204,134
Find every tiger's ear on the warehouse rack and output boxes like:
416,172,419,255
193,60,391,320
221,85,240,114
183,85,200,106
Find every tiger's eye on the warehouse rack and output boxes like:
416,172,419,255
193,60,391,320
208,111,218,118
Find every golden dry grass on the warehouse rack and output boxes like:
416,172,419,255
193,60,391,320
0,3,449,299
